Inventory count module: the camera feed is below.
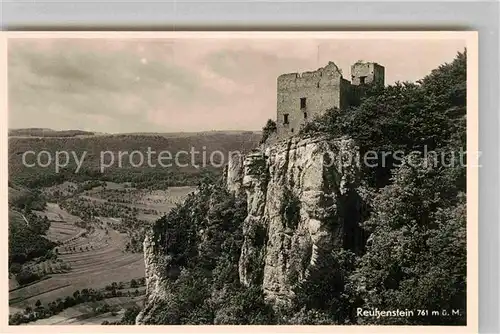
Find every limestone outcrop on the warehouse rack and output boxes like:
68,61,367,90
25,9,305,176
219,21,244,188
229,136,363,305
137,134,365,323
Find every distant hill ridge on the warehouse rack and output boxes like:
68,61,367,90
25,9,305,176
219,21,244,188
9,129,96,138
9,128,261,138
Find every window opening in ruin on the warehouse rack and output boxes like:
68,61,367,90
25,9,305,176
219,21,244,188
291,128,294,133
359,76,367,84
300,97,307,109
283,113,289,125
304,112,307,119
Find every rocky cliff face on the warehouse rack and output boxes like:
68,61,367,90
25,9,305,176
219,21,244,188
136,229,173,324
231,135,364,306
137,135,365,323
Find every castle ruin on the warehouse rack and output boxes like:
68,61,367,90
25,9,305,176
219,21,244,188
276,61,385,138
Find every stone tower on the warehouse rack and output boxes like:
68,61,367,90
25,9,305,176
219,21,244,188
275,60,385,140
276,62,351,139
351,61,385,86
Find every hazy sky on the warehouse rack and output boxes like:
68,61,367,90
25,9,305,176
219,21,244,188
8,37,466,133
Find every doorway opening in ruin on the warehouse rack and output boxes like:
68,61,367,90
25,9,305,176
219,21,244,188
283,113,289,125
359,76,367,84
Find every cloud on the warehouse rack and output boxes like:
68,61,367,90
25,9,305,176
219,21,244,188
8,37,466,133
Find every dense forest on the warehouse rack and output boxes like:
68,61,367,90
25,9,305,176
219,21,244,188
8,132,260,189
8,185,52,260
140,51,467,325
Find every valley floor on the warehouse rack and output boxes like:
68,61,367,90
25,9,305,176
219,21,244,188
9,183,196,325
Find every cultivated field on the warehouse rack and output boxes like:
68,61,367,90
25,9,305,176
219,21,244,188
9,219,144,310
10,202,142,310
41,181,79,199
9,184,195,324
24,294,145,325
81,183,195,221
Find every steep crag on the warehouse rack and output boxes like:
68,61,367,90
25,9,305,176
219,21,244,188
232,136,365,306
137,134,367,323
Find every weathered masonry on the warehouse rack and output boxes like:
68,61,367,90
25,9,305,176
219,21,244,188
276,61,385,139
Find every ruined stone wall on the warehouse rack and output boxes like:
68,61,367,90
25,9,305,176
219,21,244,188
276,62,344,138
339,78,354,110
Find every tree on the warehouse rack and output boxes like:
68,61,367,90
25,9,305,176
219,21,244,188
349,155,466,325
16,269,40,285
55,298,64,311
64,296,75,308
10,262,22,274
80,288,90,302
281,307,337,325
48,302,57,314
35,300,42,308
259,119,277,144
344,52,467,325
213,285,275,325
9,312,27,325
130,279,138,288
